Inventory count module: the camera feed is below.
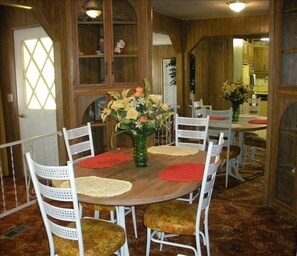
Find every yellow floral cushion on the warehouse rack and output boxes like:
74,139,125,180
143,200,197,235
221,145,241,160
54,218,125,256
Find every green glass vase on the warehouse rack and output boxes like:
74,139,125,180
232,104,240,121
133,134,148,167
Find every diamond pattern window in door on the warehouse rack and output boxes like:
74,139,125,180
22,37,55,110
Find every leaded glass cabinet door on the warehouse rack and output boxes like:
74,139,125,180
112,0,139,85
77,0,106,86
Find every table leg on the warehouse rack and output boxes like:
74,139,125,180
238,131,244,165
118,206,129,256
231,131,245,182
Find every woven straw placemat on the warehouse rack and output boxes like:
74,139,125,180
148,145,198,156
231,124,243,129
61,176,132,197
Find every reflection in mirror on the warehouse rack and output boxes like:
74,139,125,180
152,32,176,107
190,35,269,113
162,58,176,108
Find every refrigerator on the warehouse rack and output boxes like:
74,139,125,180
242,65,256,86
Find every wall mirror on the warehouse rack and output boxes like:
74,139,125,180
152,32,176,107
162,58,176,108
190,35,269,114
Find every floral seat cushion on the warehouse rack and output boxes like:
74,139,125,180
54,218,125,256
144,200,197,235
221,145,241,159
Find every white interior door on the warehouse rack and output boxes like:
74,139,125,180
14,27,58,165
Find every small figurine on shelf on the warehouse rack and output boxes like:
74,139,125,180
96,38,104,55
114,39,125,54
88,105,95,122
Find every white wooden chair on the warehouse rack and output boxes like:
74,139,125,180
247,97,261,115
191,99,212,118
242,97,266,165
205,108,242,188
175,114,209,203
191,99,204,117
62,122,138,238
144,133,224,256
25,152,125,256
240,97,261,116
243,130,266,167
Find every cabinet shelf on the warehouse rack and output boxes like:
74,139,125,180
79,55,105,58
113,54,138,58
113,21,137,25
282,49,297,54
78,21,104,25
284,8,297,14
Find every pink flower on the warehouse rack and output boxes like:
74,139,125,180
139,115,147,122
155,115,162,120
134,87,144,96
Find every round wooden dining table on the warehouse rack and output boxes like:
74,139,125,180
74,147,207,256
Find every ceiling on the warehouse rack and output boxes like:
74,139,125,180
152,0,269,21
152,0,270,45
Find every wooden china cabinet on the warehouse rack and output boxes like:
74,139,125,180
73,0,151,152
265,0,297,218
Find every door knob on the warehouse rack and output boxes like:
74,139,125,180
18,113,25,118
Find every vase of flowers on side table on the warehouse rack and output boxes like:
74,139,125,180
221,80,254,121
101,79,174,167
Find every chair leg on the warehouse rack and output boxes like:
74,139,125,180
204,213,210,256
189,192,193,204
146,228,152,256
159,232,165,251
79,203,83,219
94,210,100,219
225,159,230,188
131,206,138,238
110,210,115,222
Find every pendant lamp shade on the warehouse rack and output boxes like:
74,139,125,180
228,1,247,12
84,0,101,18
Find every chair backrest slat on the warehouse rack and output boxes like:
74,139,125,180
197,132,224,221
175,114,209,150
205,108,232,150
62,122,95,163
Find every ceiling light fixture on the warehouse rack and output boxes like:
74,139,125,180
84,0,101,18
227,1,247,13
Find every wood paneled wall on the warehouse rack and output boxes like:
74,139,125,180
191,36,233,111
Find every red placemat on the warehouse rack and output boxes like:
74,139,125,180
78,153,132,168
158,163,205,182
248,119,267,124
209,116,225,121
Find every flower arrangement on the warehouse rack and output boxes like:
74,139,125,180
221,80,254,105
101,79,174,137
